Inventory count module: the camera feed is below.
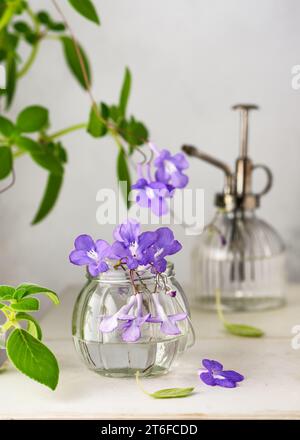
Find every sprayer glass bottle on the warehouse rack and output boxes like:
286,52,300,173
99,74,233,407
184,104,286,312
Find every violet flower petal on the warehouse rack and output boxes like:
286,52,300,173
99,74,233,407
220,370,244,382
202,359,223,372
74,234,95,251
199,371,216,386
214,378,236,388
69,249,93,265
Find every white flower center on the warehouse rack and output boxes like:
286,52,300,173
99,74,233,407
129,241,138,257
154,247,164,258
165,160,177,175
87,249,98,261
145,187,155,199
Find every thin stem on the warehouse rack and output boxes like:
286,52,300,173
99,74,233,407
47,122,87,140
13,150,26,158
215,288,228,325
135,371,152,397
17,7,41,78
51,0,109,130
0,168,15,194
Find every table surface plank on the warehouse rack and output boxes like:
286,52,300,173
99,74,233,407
1,285,300,420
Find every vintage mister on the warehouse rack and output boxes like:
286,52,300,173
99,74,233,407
183,104,286,311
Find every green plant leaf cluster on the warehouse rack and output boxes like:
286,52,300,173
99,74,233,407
0,283,60,390
86,67,149,206
0,1,150,221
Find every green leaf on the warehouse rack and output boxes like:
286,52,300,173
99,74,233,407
0,115,15,137
16,105,49,133
224,322,264,338
60,36,91,89
68,0,100,25
0,146,12,179
150,387,194,399
14,136,42,153
14,283,59,305
119,67,131,117
120,117,148,148
7,329,59,390
117,148,131,209
5,54,16,109
13,20,31,34
15,312,42,340
36,11,51,25
11,297,39,312
0,285,15,300
31,173,64,224
87,104,107,138
31,150,64,175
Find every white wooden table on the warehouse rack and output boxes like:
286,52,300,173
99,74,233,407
1,285,300,420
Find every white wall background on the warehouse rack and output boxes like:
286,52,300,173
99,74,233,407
1,0,300,298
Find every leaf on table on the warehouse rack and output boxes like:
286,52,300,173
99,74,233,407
119,67,131,117
117,148,131,209
0,146,12,180
224,322,264,338
150,387,194,399
31,173,64,224
14,283,59,305
16,105,49,133
6,329,59,390
11,297,40,312
60,36,91,89
68,0,100,25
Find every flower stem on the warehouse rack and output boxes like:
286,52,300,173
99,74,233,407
135,371,152,397
215,288,229,326
47,122,87,140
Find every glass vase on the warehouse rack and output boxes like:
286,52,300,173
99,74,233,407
72,263,195,377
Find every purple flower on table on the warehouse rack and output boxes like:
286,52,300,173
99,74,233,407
69,234,111,277
199,359,244,388
131,178,173,217
154,149,189,189
110,219,157,269
142,227,182,273
147,294,187,335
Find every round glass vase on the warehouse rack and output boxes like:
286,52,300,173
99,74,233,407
72,263,195,378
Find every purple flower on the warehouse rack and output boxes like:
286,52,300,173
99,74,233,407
199,359,244,388
147,294,187,335
110,219,157,269
143,227,182,273
99,294,137,333
131,178,172,217
69,234,111,277
154,149,189,189
119,293,150,342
